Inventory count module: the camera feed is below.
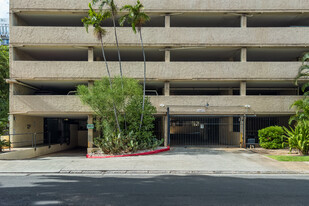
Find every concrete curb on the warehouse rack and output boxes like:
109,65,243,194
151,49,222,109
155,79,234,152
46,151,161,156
1,170,309,175
86,146,170,158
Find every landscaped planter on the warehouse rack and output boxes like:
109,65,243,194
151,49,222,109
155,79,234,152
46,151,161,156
86,146,170,158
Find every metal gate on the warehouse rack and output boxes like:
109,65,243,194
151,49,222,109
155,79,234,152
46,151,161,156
168,115,242,146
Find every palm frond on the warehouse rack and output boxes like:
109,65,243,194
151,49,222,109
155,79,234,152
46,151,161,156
302,82,309,92
301,52,309,63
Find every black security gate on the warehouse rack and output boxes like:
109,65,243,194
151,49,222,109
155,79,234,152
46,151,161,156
169,115,242,146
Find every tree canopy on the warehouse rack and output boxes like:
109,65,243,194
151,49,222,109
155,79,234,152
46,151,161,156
0,45,9,135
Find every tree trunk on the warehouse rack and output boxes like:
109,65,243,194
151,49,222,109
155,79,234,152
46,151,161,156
112,14,127,131
139,29,146,130
100,37,122,133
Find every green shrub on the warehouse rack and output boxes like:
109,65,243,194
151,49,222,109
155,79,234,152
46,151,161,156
283,120,309,155
0,139,10,152
258,126,285,149
78,76,163,155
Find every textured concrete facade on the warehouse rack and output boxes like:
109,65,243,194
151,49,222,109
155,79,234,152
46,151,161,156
8,0,306,151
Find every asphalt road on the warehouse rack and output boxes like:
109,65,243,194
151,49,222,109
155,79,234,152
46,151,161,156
1,174,309,206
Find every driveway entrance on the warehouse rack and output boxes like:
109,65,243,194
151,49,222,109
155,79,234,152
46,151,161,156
169,116,242,146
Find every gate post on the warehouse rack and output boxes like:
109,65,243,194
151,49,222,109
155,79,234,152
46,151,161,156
163,107,170,147
240,115,247,148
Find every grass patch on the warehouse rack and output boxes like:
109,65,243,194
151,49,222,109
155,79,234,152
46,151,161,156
267,155,309,162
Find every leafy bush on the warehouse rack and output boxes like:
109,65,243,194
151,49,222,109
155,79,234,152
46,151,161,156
78,76,162,154
0,139,10,152
283,120,309,155
258,126,285,149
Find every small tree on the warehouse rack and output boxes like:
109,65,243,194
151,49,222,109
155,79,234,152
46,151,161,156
0,45,9,135
283,120,309,155
289,98,309,124
77,77,162,154
295,52,309,95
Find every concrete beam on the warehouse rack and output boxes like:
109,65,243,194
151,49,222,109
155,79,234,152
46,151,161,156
11,61,303,80
10,27,309,46
10,0,309,12
10,95,299,116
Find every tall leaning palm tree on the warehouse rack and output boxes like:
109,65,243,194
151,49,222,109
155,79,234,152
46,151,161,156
92,0,123,86
92,0,127,130
82,3,122,133
295,52,309,96
119,0,150,130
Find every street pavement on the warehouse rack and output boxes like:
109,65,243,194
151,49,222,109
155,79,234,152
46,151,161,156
0,147,309,174
1,174,309,206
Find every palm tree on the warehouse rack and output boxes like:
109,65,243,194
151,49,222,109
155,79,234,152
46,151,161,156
119,0,150,130
82,3,121,133
295,52,309,96
289,98,309,125
92,0,123,86
92,0,127,130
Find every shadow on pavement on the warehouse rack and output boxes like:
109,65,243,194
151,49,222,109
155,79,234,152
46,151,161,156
1,174,308,206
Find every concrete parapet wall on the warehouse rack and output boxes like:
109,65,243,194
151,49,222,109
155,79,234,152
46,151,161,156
10,27,309,46
10,0,309,12
11,61,302,81
10,95,300,115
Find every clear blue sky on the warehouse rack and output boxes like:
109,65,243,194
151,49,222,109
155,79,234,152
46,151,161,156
0,0,9,19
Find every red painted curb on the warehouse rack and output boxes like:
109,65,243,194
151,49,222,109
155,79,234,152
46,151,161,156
86,146,170,158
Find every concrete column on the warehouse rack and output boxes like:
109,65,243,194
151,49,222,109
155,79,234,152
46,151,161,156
241,48,247,62
165,15,170,28
165,50,170,62
88,47,94,62
164,81,170,96
240,116,246,148
9,115,15,145
88,80,94,88
240,81,246,96
87,114,94,150
241,15,247,28
164,115,168,147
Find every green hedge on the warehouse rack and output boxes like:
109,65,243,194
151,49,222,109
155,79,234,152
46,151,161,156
258,126,285,149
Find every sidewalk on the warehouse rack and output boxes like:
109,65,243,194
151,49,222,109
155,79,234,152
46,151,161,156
1,147,309,174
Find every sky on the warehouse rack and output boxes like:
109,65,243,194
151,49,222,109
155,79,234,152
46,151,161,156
0,0,9,19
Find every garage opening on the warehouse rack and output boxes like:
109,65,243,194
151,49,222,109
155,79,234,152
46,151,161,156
169,116,241,146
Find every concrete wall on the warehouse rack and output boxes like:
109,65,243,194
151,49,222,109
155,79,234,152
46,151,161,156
0,143,76,160
11,95,91,114
10,27,309,46
218,117,240,145
11,61,302,81
70,124,78,147
10,0,309,12
12,83,36,95
10,95,300,115
77,130,87,147
10,115,44,147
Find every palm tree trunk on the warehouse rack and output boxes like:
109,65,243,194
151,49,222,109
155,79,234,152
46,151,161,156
112,14,127,131
139,29,146,130
100,37,122,133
